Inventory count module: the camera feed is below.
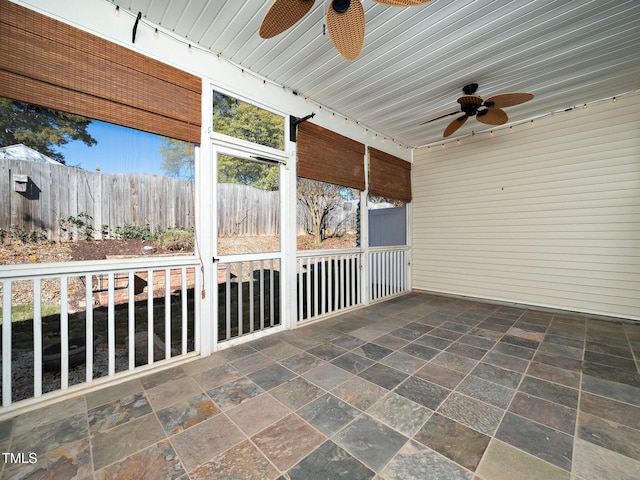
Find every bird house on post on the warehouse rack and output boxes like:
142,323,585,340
13,174,29,192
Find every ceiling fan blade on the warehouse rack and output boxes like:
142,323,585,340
373,0,431,6
443,115,468,137
420,110,460,125
477,107,508,126
259,0,315,39
326,0,365,60
485,92,534,108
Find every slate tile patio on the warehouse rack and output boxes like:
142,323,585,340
1,292,639,479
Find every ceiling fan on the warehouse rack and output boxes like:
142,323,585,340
421,83,534,137
259,0,432,60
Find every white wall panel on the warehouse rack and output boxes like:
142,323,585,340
412,93,640,320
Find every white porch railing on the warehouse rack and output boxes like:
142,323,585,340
216,255,281,342
297,250,363,322
296,246,411,323
368,246,411,302
0,256,200,410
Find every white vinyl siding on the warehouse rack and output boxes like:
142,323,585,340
411,93,640,320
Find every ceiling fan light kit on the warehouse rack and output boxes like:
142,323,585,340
259,0,432,60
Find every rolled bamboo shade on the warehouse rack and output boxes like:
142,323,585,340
0,0,201,144
297,121,365,190
369,147,412,202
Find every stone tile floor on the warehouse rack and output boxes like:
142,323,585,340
1,292,639,479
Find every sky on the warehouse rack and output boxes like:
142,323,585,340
61,120,167,176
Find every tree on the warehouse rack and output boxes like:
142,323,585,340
160,137,195,181
218,154,279,191
297,178,354,246
0,98,96,163
212,92,284,150
211,91,283,191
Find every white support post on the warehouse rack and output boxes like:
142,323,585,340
197,82,215,355
359,188,370,305
280,141,297,330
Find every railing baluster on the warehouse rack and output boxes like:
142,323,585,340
225,265,231,340
107,273,115,376
60,276,69,389
330,256,337,313
33,279,42,397
320,256,326,316
377,252,383,300
297,258,303,321
259,260,265,330
384,252,391,296
194,266,200,352
237,262,243,336
165,269,171,360
313,257,318,317
181,268,187,355
2,281,11,406
345,256,351,308
339,256,344,310
335,256,339,310
352,256,357,305
249,261,254,333
393,251,397,295
305,257,311,320
147,270,154,365
86,275,94,382
402,251,406,291
269,259,274,327
128,272,135,371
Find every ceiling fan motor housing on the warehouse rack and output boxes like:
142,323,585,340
332,0,351,13
462,83,479,95
458,95,483,116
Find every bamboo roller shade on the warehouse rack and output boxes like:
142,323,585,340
369,147,412,202
0,0,201,145
297,121,366,191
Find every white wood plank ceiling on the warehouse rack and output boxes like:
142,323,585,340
113,0,640,148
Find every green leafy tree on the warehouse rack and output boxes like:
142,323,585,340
160,137,195,181
218,154,279,191
0,98,96,163
212,92,283,191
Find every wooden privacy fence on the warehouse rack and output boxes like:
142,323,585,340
2,158,357,241
217,183,279,237
1,158,194,241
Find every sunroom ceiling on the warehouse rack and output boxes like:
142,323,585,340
114,0,640,148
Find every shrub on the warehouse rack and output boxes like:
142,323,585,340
158,229,194,251
59,212,94,241
113,223,155,241
2,224,48,243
